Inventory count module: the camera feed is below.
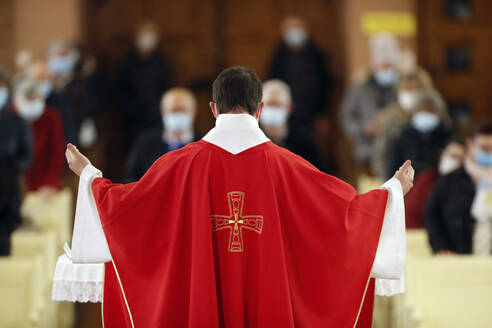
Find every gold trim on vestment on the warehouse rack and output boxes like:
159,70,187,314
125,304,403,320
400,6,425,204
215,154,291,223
111,260,135,328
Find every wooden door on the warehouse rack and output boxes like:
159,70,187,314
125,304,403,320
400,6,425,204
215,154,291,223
417,0,492,131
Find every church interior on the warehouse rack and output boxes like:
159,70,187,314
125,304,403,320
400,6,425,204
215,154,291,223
0,0,491,327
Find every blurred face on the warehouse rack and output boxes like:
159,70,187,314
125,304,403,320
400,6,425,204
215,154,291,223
135,24,159,54
473,134,492,167
260,90,290,141
48,46,78,76
397,80,423,111
411,101,441,133
439,142,465,174
161,91,196,133
282,17,308,49
373,61,398,87
16,88,45,121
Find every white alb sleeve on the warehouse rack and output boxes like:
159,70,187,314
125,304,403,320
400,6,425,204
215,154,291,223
370,177,406,296
71,164,112,263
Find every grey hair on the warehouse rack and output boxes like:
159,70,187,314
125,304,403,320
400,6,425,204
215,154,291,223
415,89,447,115
262,79,292,105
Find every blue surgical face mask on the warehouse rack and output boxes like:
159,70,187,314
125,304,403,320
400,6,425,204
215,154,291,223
374,68,399,87
411,111,440,133
0,87,8,109
49,56,76,75
284,28,308,48
163,113,193,132
475,149,492,167
260,106,288,127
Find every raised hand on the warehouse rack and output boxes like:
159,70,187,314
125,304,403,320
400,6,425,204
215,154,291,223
65,143,91,176
394,160,415,196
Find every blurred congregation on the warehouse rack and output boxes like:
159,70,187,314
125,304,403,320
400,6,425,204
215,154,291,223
1,0,491,327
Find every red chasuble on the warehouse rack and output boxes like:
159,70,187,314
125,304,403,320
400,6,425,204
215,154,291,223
93,140,388,327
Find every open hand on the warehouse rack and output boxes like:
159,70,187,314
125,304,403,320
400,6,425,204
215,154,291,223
394,160,415,196
65,143,91,176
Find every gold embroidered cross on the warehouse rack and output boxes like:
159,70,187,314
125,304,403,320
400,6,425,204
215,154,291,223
211,191,263,252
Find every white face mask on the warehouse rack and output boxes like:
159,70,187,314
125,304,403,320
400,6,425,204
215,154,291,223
398,91,419,112
260,106,288,127
0,87,8,109
283,28,308,48
163,113,192,132
439,155,461,175
49,55,76,75
411,111,440,133
136,32,158,52
17,99,45,121
374,68,399,87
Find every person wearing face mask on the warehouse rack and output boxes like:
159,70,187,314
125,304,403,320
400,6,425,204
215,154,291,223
425,124,492,255
341,33,400,166
117,21,172,150
267,16,332,171
371,70,434,179
403,139,465,229
388,89,453,179
0,70,32,255
30,60,77,146
125,88,200,182
260,80,292,146
462,124,492,255
47,40,105,149
13,78,65,196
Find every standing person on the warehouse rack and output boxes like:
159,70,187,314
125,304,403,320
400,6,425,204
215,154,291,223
13,79,65,196
61,67,413,327
0,71,32,255
389,90,453,179
341,33,400,166
30,59,77,146
125,88,200,182
371,70,434,179
267,16,331,170
117,21,172,149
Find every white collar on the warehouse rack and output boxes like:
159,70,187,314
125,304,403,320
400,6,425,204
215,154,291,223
202,113,270,154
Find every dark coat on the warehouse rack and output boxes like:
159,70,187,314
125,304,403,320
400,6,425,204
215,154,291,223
117,49,172,147
389,123,453,179
0,108,32,253
124,128,200,183
425,167,476,254
268,41,331,123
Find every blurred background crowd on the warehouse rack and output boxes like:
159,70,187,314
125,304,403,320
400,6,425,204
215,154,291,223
0,0,491,327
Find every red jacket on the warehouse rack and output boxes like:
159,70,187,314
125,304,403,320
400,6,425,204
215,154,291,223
23,106,66,191
404,168,439,228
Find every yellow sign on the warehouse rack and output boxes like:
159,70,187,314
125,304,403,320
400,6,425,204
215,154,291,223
361,12,416,36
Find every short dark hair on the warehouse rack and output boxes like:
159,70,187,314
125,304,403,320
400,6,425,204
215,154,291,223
474,123,492,137
212,66,262,114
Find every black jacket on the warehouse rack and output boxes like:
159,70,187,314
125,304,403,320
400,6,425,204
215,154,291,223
389,123,452,179
425,167,476,254
268,41,331,123
0,108,32,235
125,128,200,183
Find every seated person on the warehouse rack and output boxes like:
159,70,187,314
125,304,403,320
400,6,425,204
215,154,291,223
259,79,291,146
464,123,492,254
389,89,452,179
0,71,32,255
125,87,200,182
13,78,65,196
405,138,465,228
424,125,492,254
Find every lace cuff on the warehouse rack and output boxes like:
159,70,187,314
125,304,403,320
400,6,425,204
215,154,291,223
52,254,105,303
